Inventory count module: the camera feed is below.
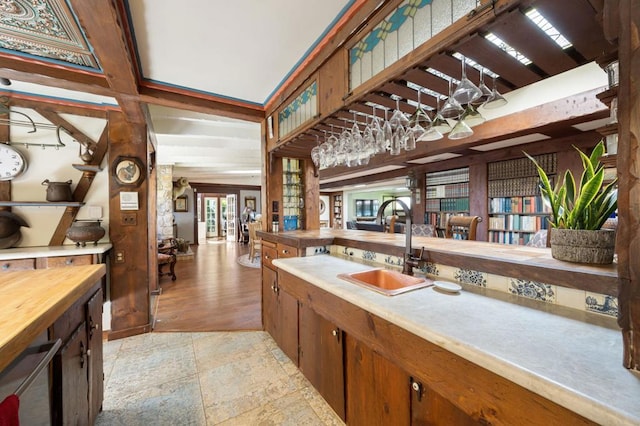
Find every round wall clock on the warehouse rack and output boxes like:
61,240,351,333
0,143,27,181
113,156,144,186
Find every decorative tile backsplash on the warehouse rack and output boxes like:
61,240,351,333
327,244,617,318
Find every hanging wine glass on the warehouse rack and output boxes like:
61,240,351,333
371,106,386,154
484,76,508,109
452,55,482,105
431,95,452,134
448,117,473,140
382,109,393,152
361,115,375,163
321,128,336,168
471,68,492,106
390,125,405,155
389,98,410,130
440,79,464,119
311,135,321,168
408,90,431,141
460,104,485,127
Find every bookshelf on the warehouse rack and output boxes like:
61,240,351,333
424,167,469,236
332,193,343,229
283,157,304,231
487,153,556,245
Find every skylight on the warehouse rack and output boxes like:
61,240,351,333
451,52,499,79
484,33,532,66
525,8,572,49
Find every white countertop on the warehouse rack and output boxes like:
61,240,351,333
273,254,640,425
0,243,112,260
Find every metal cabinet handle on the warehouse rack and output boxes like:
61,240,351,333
2,263,9,270
65,258,73,265
411,378,423,401
332,328,341,343
282,249,289,255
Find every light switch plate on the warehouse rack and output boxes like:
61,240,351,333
88,205,103,219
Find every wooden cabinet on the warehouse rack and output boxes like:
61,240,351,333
261,241,299,365
411,379,481,426
299,302,345,420
37,254,95,269
0,258,35,271
345,334,410,425
50,285,103,426
1,253,97,272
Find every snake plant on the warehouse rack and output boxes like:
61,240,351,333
525,140,618,230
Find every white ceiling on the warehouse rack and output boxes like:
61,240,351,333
126,0,352,105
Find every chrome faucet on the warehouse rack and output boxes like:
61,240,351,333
375,199,422,276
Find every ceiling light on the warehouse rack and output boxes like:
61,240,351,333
484,33,532,66
525,8,572,49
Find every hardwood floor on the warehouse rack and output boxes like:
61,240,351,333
153,240,262,332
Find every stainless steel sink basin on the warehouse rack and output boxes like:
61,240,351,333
337,268,433,296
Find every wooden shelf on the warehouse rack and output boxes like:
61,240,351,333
0,201,85,207
596,87,617,107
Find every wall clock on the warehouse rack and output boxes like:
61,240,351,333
0,143,27,181
113,156,144,186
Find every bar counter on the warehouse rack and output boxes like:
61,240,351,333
258,229,618,296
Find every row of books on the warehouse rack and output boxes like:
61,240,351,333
487,214,549,232
488,230,536,245
487,153,556,180
424,212,467,229
487,176,543,198
489,196,551,214
425,197,469,212
425,167,469,185
425,182,469,198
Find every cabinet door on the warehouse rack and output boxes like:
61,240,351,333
411,378,481,426
277,288,299,365
38,254,94,268
345,334,410,426
52,323,89,426
262,266,278,340
86,288,104,424
299,303,345,420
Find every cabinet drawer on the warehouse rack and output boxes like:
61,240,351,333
277,243,298,258
0,258,36,272
262,244,277,270
39,255,94,269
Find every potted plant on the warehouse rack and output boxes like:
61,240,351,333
525,140,618,264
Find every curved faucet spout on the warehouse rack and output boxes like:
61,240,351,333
375,198,415,275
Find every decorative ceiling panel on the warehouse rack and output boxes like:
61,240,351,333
0,0,98,68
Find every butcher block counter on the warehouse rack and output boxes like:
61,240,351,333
0,264,106,372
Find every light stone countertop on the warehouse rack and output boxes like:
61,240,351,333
273,254,640,426
0,243,112,260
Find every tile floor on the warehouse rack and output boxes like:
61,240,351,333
95,331,344,425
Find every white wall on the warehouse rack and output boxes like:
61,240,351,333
8,108,110,247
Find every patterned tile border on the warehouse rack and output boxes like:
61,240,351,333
324,244,616,318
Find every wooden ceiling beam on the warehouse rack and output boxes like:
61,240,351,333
68,0,145,123
138,86,264,123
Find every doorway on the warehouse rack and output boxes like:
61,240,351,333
198,193,238,242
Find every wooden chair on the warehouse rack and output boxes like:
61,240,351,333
445,216,481,240
248,222,262,262
158,238,177,281
383,215,398,233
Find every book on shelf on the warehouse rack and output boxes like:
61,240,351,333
425,167,469,185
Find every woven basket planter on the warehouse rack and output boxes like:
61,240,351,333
550,228,616,264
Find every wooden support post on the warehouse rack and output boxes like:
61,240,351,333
612,0,640,370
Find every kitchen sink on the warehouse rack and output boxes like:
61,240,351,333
337,268,433,296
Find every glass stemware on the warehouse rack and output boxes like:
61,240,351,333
382,109,393,152
440,79,464,119
484,76,508,109
311,135,321,168
461,104,485,127
448,118,474,140
431,96,452,134
389,98,410,130
452,55,482,105
371,106,386,154
409,90,431,141
471,68,493,106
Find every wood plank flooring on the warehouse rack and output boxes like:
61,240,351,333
153,240,262,332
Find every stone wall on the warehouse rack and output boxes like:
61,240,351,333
157,164,174,239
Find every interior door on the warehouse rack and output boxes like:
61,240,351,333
226,194,237,241
205,197,218,237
